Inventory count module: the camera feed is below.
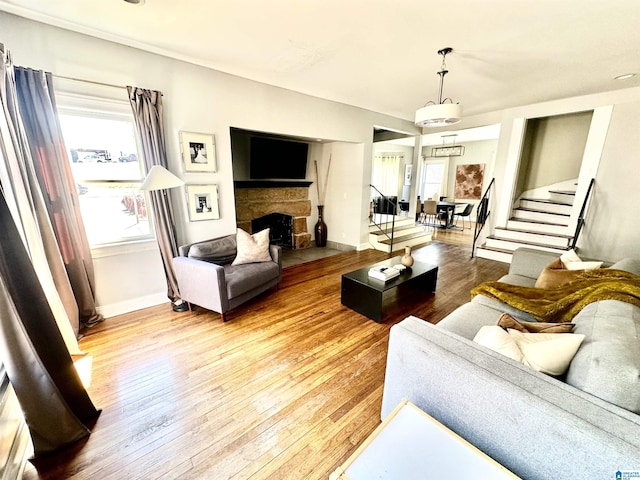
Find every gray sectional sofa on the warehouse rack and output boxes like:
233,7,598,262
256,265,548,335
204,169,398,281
381,248,640,479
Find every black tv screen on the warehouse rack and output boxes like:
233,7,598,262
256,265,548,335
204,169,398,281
250,137,309,179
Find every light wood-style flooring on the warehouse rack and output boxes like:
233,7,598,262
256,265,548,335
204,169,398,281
23,241,508,480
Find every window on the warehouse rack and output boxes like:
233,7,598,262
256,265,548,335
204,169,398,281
422,161,446,200
57,102,152,246
372,153,402,197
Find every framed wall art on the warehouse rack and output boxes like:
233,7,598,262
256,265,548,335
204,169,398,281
180,131,217,172
454,163,485,200
186,184,220,221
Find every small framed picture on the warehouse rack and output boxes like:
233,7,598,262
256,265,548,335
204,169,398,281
180,131,216,172
186,184,220,221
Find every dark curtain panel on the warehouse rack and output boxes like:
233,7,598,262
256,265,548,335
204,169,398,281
14,67,103,330
0,43,100,456
0,191,100,455
127,87,180,302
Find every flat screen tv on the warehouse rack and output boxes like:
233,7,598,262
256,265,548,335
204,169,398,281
249,136,309,179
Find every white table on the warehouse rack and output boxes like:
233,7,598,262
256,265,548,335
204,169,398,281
330,399,520,480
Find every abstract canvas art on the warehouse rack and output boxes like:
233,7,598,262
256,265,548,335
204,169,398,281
455,163,485,200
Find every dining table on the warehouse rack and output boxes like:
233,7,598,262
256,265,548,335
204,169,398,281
436,201,465,229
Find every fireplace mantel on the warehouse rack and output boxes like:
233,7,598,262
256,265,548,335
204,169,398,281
234,180,313,188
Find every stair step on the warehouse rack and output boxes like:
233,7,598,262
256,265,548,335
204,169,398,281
379,230,432,246
511,207,570,224
485,235,571,253
495,226,572,239
507,219,570,236
521,197,573,207
519,198,573,215
494,227,573,248
475,245,513,263
548,190,576,196
369,222,421,235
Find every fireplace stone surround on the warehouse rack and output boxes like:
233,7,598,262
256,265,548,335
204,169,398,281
234,181,313,250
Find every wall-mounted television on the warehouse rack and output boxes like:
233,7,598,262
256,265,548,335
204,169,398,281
249,136,309,180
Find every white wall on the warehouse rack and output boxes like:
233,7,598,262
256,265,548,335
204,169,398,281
4,12,640,316
418,139,497,220
482,87,640,262
0,12,418,315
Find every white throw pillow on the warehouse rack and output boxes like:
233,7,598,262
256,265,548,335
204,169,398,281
560,249,582,266
472,325,523,363
473,326,585,376
508,329,585,376
559,249,603,272
232,228,272,265
564,261,603,271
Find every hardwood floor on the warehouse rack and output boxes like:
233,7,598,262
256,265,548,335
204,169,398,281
23,241,508,480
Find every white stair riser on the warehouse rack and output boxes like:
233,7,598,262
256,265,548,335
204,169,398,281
370,226,425,238
520,200,572,215
511,209,569,224
476,248,512,264
549,192,576,204
369,219,416,233
368,231,432,253
485,237,567,254
494,229,571,248
370,214,413,225
506,220,569,235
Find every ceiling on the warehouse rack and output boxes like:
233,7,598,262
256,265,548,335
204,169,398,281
1,0,640,123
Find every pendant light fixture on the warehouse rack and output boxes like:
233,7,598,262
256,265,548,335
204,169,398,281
415,47,463,128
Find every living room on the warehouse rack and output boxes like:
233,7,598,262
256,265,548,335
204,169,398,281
1,1,640,478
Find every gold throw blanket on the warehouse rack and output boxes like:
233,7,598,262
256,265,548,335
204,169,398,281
471,269,640,323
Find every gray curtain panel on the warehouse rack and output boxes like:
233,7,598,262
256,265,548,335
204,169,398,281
14,67,104,330
0,44,82,349
127,86,180,302
0,189,100,456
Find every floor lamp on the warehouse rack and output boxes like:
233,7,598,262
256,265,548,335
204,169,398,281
140,165,188,312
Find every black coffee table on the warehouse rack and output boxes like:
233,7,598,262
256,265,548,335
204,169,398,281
341,256,438,322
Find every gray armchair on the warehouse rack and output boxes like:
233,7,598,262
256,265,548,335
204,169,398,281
172,233,282,321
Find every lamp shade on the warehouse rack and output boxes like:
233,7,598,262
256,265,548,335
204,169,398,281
415,103,463,128
141,165,184,191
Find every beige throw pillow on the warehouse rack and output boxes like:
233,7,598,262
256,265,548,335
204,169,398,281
232,228,272,265
474,325,585,376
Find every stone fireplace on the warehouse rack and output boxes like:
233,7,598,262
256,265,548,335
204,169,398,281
234,180,313,249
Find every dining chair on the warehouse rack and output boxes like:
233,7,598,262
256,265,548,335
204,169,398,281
455,203,474,230
422,200,438,227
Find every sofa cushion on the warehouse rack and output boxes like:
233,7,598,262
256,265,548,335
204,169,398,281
232,228,272,265
224,261,280,299
609,258,640,276
565,300,640,414
474,326,585,376
188,235,237,265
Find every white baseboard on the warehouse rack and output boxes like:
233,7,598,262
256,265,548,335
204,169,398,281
96,292,169,319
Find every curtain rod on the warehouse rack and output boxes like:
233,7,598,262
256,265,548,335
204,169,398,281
51,73,126,91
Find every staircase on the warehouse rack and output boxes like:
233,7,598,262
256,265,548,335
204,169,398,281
369,215,433,253
476,189,576,263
